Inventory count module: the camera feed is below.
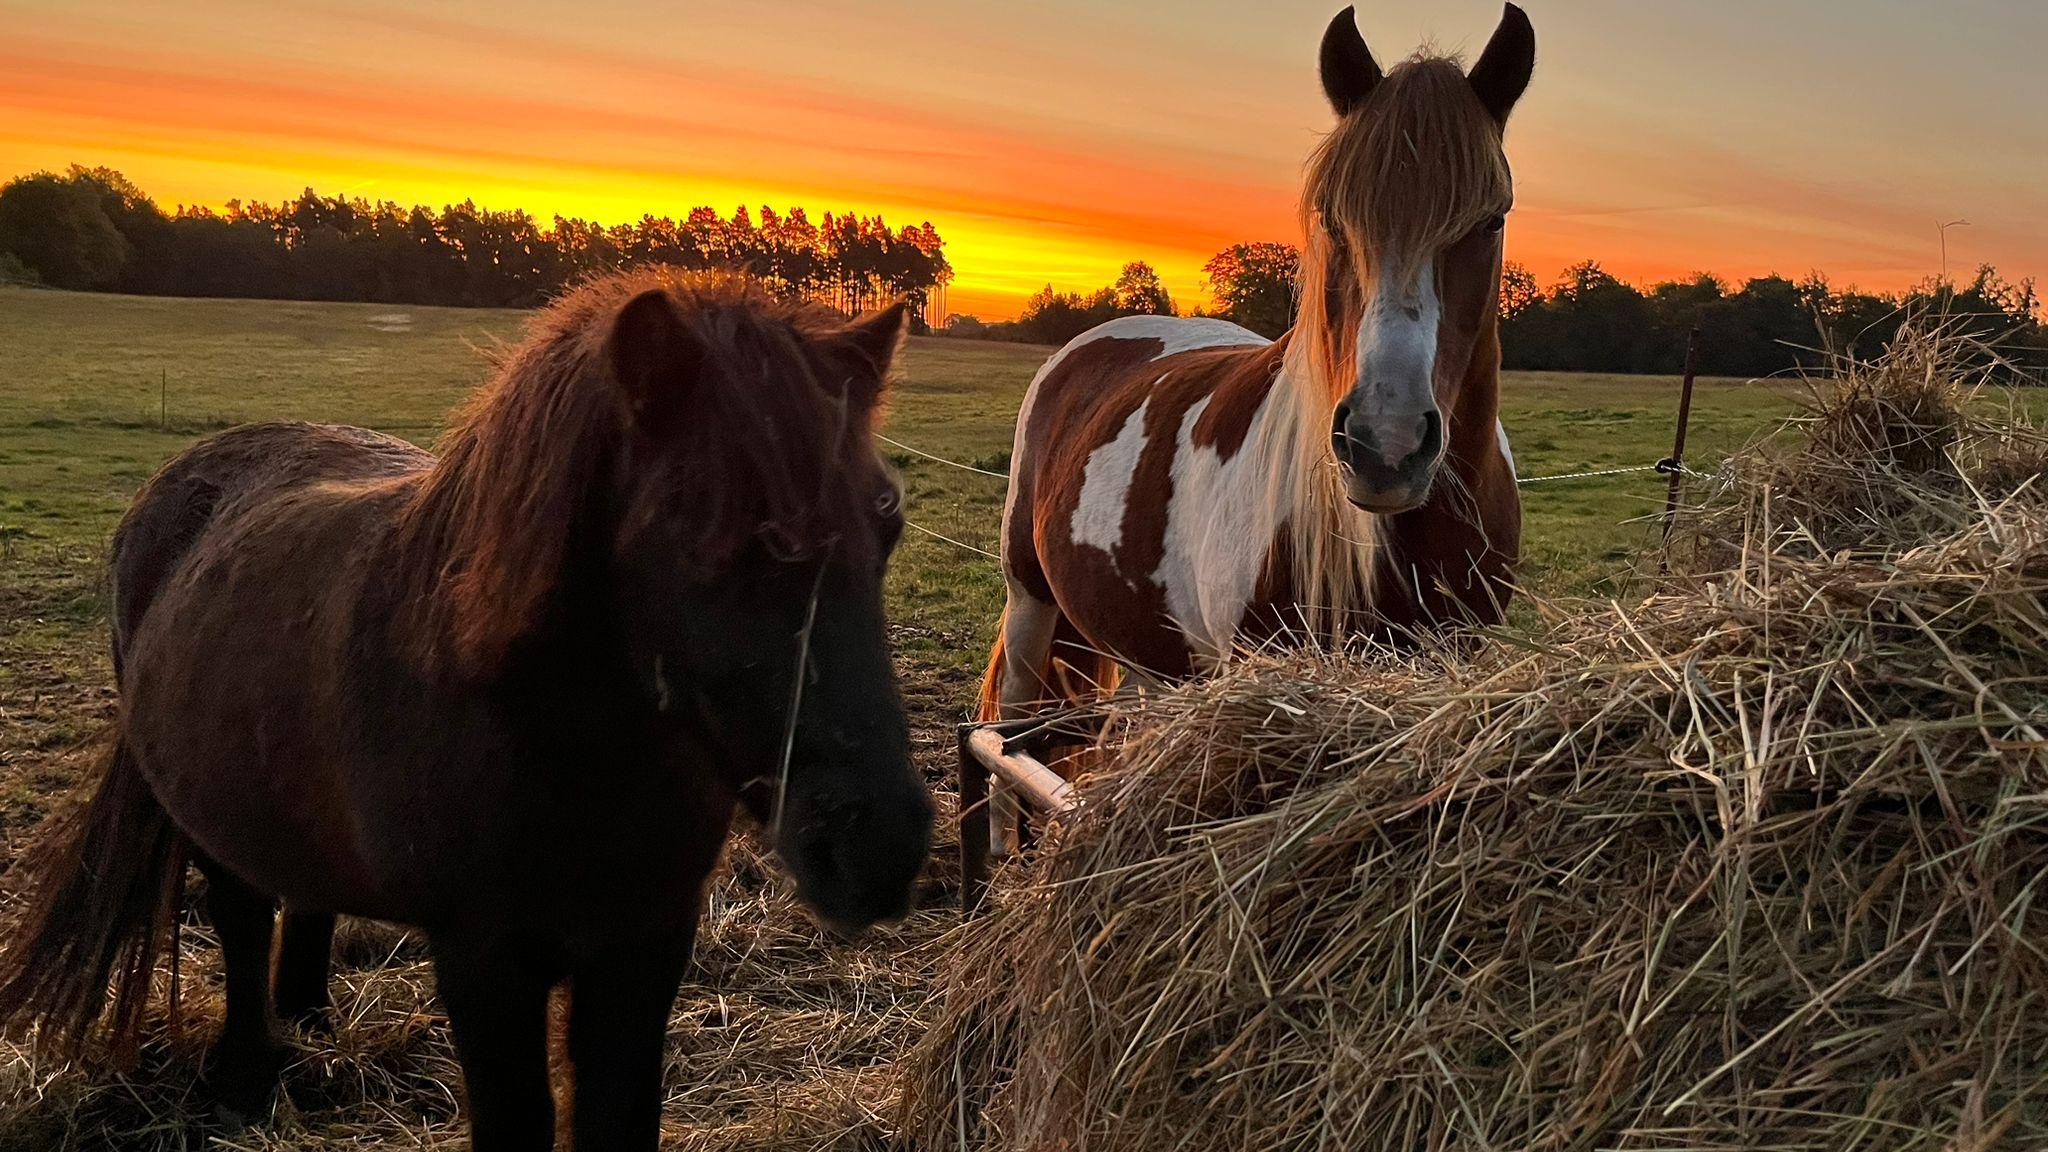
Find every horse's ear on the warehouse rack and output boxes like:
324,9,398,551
607,288,703,421
1319,6,1382,117
837,300,910,411
1466,3,1535,125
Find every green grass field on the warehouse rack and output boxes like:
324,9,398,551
0,284,1798,794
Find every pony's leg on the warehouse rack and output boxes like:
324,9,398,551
991,589,1061,859
565,931,693,1150
273,909,336,1031
195,856,289,1114
432,936,555,1152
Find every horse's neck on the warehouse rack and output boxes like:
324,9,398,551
1443,325,1508,470
389,428,599,682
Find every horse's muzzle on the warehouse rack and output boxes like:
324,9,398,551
776,777,933,937
1332,403,1443,512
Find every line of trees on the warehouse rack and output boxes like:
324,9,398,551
5,163,2038,376
0,166,954,323
942,245,1306,347
944,261,1177,345
1501,260,2046,378
946,239,2044,379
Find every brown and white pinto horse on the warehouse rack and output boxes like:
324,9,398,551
981,5,1536,849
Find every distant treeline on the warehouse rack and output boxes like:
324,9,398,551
6,164,2040,377
0,166,953,322
947,243,2046,381
1500,260,2046,379
942,244,1297,347
943,260,1181,345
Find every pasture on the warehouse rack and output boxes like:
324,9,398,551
0,285,1792,1147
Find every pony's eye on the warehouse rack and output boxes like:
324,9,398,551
1484,214,1507,234
758,522,812,563
874,487,902,517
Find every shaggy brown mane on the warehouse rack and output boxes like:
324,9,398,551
396,269,888,678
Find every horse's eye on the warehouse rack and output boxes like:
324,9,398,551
1484,214,1507,235
874,487,901,517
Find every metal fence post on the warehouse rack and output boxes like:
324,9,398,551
1660,328,1702,559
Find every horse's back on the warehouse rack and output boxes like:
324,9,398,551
113,423,430,661
110,422,437,911
1010,315,1271,498
1018,315,1267,426
1004,316,1286,675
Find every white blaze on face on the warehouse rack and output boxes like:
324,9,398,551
1352,261,1442,462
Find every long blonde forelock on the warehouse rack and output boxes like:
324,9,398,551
1274,53,1510,644
1241,335,1382,647
1297,54,1513,400
1308,54,1513,280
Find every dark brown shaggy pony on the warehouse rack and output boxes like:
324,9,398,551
0,271,934,1151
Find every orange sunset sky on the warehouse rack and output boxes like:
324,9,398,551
3,0,2044,319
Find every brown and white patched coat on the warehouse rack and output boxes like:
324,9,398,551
978,5,1539,853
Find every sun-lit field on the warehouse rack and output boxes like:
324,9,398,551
0,286,1796,780
0,285,1797,1147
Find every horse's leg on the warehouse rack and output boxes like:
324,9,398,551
432,936,556,1152
274,909,336,1032
991,589,1061,858
565,931,692,1150
195,856,290,1114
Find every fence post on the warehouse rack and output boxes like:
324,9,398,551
1659,328,1701,558
957,722,990,914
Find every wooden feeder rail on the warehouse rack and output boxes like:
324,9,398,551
956,718,1085,912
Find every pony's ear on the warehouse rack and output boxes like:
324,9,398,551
607,288,703,420
1319,6,1382,117
836,300,910,410
1466,3,1536,125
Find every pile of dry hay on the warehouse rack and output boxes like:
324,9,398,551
903,323,2048,1151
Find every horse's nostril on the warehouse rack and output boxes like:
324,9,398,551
1332,403,1353,438
1415,409,1443,462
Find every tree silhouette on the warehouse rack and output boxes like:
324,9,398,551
1503,261,2045,378
0,172,127,289
1499,260,1540,321
1203,242,1299,337
0,167,954,325
995,263,1181,346
4,166,2039,374
1112,261,1175,316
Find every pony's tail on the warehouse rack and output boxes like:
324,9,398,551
0,734,186,1062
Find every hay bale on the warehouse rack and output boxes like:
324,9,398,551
903,321,2048,1151
1681,317,2048,567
